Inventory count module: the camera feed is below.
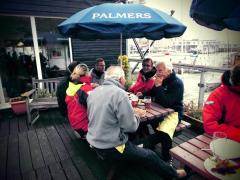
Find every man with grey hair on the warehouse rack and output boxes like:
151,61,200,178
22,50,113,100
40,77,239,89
152,60,184,121
145,60,184,162
87,66,186,179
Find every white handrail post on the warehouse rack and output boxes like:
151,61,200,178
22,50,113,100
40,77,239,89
198,71,205,108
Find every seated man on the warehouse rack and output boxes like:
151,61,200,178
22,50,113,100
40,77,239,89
146,60,184,161
86,66,186,179
128,58,156,97
89,58,105,87
203,64,240,142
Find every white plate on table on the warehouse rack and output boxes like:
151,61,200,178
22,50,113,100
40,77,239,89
210,139,240,159
204,158,240,180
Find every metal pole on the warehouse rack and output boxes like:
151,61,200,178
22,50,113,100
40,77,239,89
120,33,123,56
198,71,205,108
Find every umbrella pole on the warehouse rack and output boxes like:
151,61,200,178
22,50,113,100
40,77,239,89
120,33,122,56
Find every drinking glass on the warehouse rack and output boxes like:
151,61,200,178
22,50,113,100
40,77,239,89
144,96,151,109
131,95,139,107
211,131,227,161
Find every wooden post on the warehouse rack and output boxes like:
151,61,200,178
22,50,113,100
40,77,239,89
30,16,42,80
68,38,73,63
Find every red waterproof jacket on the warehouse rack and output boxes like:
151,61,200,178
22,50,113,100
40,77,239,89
203,71,240,142
65,76,93,132
128,70,155,94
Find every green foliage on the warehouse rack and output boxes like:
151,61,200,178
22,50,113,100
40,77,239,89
184,100,202,120
36,89,56,98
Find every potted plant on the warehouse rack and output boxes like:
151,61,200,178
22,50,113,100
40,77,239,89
183,101,204,133
118,55,133,88
10,96,27,114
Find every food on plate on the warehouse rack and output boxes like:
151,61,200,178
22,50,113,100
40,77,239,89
133,107,146,117
211,159,240,175
138,99,145,106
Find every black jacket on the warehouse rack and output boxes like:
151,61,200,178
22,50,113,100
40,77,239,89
150,71,184,122
56,73,70,116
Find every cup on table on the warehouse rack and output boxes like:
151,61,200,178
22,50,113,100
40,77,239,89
211,131,227,160
131,95,139,107
144,96,151,109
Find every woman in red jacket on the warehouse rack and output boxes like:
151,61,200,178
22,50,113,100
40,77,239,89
128,58,156,97
203,64,240,142
65,64,93,138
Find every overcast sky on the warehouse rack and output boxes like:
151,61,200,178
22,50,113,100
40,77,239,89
144,0,240,43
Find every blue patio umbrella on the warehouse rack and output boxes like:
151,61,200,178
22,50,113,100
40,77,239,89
190,0,240,31
58,3,186,40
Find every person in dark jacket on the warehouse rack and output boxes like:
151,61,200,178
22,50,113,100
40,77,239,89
151,61,184,122
56,61,80,116
145,60,184,162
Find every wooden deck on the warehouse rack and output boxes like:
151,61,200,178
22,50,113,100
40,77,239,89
0,109,202,180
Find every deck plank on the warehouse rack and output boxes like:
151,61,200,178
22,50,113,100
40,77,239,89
28,130,45,169
45,126,70,161
49,162,67,180
36,128,58,165
7,134,20,177
9,115,19,135
36,167,51,180
19,132,33,173
73,156,97,180
18,115,29,133
55,124,81,157
0,117,9,137
0,137,8,180
22,170,37,180
173,136,185,145
61,158,83,180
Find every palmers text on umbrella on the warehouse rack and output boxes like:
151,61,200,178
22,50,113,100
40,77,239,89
92,13,151,19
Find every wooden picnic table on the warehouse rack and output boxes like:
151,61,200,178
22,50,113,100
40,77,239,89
170,133,240,179
137,102,174,124
135,101,191,134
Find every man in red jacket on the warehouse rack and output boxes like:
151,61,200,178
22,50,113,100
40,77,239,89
203,64,240,142
128,58,156,97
